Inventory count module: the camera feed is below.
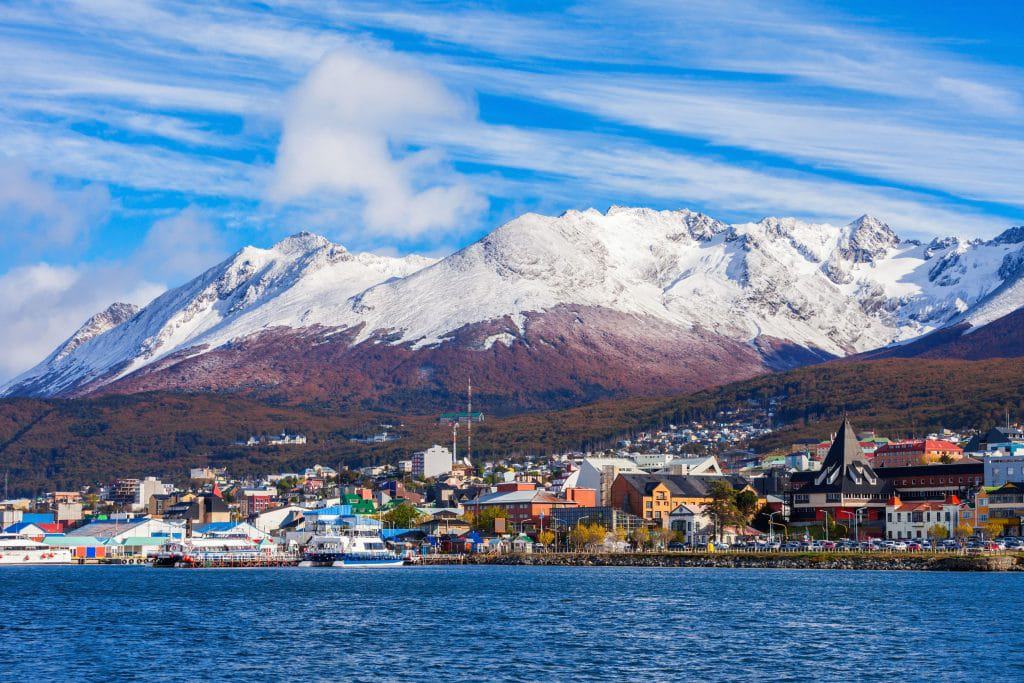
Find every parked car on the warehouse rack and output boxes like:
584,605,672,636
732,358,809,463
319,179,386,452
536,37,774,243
906,542,923,551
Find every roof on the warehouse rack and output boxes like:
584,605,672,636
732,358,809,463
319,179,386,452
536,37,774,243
800,418,888,496
616,473,751,498
467,489,567,506
67,519,150,539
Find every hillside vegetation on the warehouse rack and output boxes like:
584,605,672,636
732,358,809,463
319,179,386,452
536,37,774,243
2,358,1023,494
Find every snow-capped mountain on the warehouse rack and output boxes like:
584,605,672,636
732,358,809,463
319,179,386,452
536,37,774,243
4,207,1023,410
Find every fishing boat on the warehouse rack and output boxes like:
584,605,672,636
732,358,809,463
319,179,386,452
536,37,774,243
0,533,73,565
299,517,403,568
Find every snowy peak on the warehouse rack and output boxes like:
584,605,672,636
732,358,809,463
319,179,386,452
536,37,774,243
845,215,900,262
51,302,139,363
5,206,1024,401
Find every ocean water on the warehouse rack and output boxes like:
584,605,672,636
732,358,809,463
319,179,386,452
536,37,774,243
0,565,1020,681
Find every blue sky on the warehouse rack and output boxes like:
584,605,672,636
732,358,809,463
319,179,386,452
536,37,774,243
0,0,1022,380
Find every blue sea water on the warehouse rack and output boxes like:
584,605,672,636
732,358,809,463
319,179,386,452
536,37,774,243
0,565,1021,681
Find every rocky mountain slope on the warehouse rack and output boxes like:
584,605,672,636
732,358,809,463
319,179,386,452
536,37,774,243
4,207,1023,411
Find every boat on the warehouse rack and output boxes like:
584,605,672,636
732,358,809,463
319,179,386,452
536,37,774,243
299,517,404,568
0,533,73,565
151,536,297,568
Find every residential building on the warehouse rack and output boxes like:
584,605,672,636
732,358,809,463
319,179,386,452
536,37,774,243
412,445,454,480
976,483,1024,536
884,495,961,540
611,472,758,528
871,440,963,468
463,482,579,525
240,488,277,519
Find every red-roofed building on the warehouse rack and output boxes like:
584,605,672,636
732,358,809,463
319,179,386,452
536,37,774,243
871,440,963,468
885,494,962,540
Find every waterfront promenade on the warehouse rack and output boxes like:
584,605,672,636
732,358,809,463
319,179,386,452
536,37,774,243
418,550,1021,571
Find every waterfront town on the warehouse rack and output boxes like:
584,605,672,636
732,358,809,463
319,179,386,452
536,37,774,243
3,414,1024,567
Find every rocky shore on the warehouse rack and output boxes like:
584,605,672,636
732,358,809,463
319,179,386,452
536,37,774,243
437,552,1021,572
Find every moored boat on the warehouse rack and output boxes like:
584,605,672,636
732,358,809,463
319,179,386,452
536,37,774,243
300,517,403,568
0,533,74,565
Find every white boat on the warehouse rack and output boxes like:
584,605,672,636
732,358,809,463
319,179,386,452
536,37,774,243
300,518,404,568
152,536,295,567
0,533,73,565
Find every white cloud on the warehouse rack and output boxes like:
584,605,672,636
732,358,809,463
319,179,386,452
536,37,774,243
0,200,231,383
135,207,229,282
269,46,487,236
0,161,111,253
0,262,163,382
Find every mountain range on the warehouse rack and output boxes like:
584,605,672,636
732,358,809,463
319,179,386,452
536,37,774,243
4,207,1023,412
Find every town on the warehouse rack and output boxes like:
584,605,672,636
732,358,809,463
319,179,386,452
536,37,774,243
3,411,1024,567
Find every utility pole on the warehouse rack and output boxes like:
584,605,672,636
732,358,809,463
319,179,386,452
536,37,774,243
452,421,459,462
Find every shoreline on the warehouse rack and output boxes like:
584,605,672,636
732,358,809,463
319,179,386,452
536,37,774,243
418,551,1023,572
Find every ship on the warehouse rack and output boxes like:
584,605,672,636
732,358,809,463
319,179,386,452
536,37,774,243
299,516,404,568
0,533,74,565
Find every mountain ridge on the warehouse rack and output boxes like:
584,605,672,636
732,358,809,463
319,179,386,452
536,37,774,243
4,207,1023,410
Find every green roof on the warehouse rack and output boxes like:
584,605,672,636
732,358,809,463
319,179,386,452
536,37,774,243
44,536,103,546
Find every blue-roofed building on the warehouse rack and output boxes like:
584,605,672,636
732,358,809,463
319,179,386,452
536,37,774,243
22,512,55,525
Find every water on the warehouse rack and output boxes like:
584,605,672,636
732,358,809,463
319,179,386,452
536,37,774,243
0,565,1020,681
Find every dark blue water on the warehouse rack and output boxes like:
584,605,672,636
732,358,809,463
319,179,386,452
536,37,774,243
0,565,1020,681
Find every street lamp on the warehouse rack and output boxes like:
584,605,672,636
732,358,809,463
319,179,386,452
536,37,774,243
853,506,868,543
765,511,782,544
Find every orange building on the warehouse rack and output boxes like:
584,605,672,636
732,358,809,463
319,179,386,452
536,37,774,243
464,482,580,524
871,440,963,468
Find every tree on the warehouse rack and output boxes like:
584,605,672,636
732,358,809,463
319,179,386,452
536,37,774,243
630,526,651,550
536,530,555,548
927,524,949,542
655,527,675,550
702,481,742,541
382,503,423,529
955,523,973,539
464,507,506,533
570,523,607,552
735,490,760,525
983,519,1003,539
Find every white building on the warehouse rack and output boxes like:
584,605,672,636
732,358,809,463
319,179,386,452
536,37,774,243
136,477,171,512
983,444,1024,487
885,496,960,540
412,445,453,480
668,504,714,545
654,456,723,477
563,457,643,506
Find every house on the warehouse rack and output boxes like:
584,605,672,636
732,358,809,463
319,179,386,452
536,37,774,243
610,473,759,528
871,440,963,468
975,483,1024,536
3,521,61,539
668,504,714,545
418,510,471,536
162,494,231,526
239,488,277,519
463,482,580,525
885,495,961,540
788,418,890,532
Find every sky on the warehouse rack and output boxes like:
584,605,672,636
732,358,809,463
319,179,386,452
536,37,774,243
0,0,1022,381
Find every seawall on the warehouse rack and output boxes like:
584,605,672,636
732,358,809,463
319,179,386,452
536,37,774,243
429,552,1021,572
